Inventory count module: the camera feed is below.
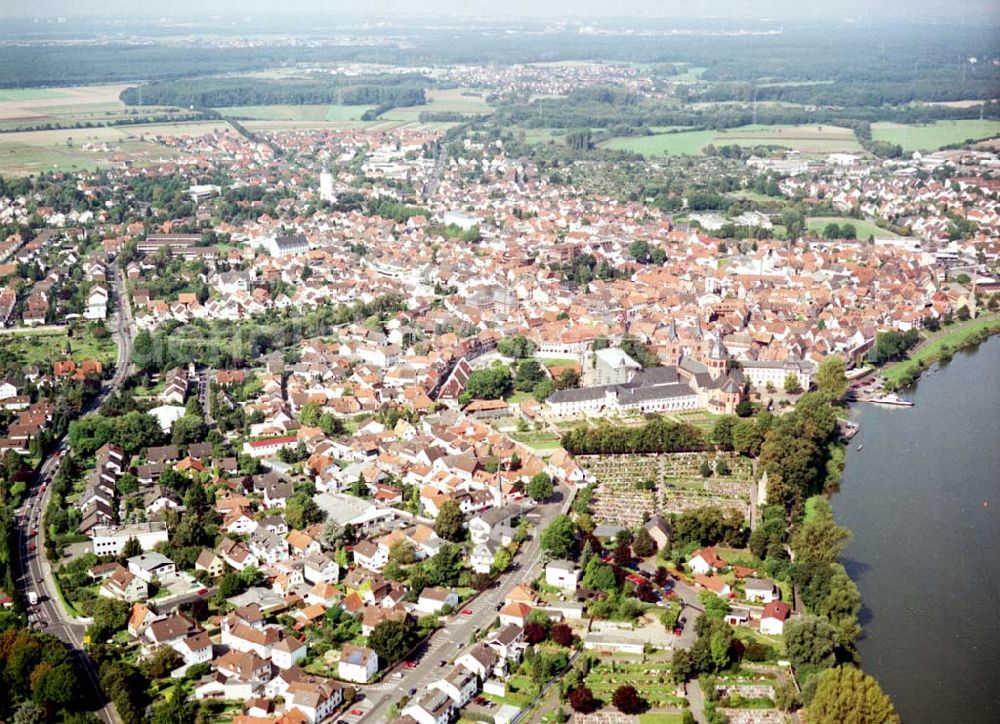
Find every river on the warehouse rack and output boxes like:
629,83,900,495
831,336,1000,723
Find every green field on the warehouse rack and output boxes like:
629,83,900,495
604,124,861,157
604,130,717,156
871,120,1000,152
382,88,492,122
2,326,117,367
639,714,686,724
807,216,899,239
0,88,71,101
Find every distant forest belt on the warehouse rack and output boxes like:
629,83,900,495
119,78,428,109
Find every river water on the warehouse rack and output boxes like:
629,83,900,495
831,336,1000,723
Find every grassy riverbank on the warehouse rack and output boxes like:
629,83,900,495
883,312,1000,387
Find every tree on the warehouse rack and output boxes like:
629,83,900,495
699,460,713,477
150,684,195,724
631,527,655,558
715,458,731,476
527,472,554,502
784,616,839,668
388,540,416,566
822,222,841,239
540,514,576,559
11,701,45,724
523,622,546,644
568,687,598,714
808,666,899,724
121,536,142,560
514,359,546,392
141,646,183,679
550,623,574,647
532,379,556,402
31,661,78,710
434,499,465,542
612,685,644,714
731,418,763,456
87,598,130,643
369,618,415,666
556,367,580,390
712,415,737,450
791,500,851,567
285,492,323,529
496,336,537,359
784,374,803,394
461,366,513,403
735,399,754,417
629,239,651,263
815,356,848,401
582,557,617,592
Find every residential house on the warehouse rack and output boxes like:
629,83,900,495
338,644,378,683
760,600,792,636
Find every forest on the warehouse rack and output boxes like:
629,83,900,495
119,76,427,109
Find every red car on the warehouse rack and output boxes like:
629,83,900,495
196,588,208,596
461,608,473,616
673,627,683,637
626,574,645,585
350,709,362,716
403,661,417,669
27,543,36,552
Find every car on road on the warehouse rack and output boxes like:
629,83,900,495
27,543,36,552
403,660,417,669
461,608,473,615
437,659,447,667
349,709,362,716
407,688,417,696
673,627,684,636
196,588,208,596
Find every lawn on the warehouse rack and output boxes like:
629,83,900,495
639,714,686,724
871,120,1000,152
882,313,1000,386
510,431,563,451
539,358,578,367
382,88,492,122
806,216,899,239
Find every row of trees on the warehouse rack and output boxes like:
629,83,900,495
561,417,705,456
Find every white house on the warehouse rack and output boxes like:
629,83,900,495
85,285,108,320
430,665,479,707
688,546,726,575
338,644,378,683
544,560,580,591
416,587,460,614
127,552,176,583
176,632,214,666
744,577,778,604
91,522,169,556
760,600,792,636
271,636,308,670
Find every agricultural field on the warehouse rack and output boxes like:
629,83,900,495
603,123,862,157
581,452,754,526
381,88,493,122
871,119,1000,152
0,83,196,132
0,120,226,175
806,216,899,239
215,104,373,122
603,130,717,157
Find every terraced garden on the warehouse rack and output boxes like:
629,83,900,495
580,452,754,526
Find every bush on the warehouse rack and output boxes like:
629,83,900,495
612,684,644,714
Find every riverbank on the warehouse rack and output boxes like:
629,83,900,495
832,338,1000,723
882,312,1000,388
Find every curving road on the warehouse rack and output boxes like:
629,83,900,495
15,264,134,724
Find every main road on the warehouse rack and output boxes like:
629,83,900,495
15,264,134,724
355,485,574,723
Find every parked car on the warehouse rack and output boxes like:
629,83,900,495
461,608,473,615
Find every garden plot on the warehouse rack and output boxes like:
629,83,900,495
584,658,686,709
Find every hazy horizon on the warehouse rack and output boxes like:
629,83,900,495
5,0,1000,23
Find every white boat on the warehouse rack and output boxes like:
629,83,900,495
857,444,863,451
869,393,914,407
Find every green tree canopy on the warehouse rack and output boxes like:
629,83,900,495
540,514,577,559
433,499,465,542
808,666,899,724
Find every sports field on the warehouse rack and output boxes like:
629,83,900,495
871,120,1000,152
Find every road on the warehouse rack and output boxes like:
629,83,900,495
14,264,133,724
356,485,574,723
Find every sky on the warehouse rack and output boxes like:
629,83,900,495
7,0,1000,23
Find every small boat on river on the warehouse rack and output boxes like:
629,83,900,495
869,393,914,407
